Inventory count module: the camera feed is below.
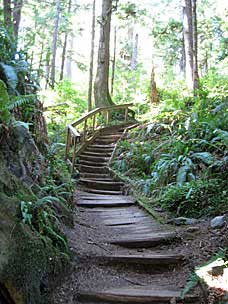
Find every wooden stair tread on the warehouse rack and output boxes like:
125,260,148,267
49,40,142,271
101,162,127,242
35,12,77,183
79,160,108,167
77,200,135,207
93,253,185,264
109,232,177,247
77,287,198,303
80,179,123,185
83,188,123,195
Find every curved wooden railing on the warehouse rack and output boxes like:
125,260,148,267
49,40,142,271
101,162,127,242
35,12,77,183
65,103,133,169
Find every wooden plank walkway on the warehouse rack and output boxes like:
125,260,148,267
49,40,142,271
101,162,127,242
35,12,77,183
72,125,202,303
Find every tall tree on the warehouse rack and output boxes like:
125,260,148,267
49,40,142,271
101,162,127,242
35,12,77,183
192,0,199,91
94,0,114,108
3,0,13,30
13,0,23,40
183,0,199,92
150,62,159,104
60,0,72,81
111,26,117,95
131,33,138,71
183,0,194,90
88,0,96,112
50,0,61,88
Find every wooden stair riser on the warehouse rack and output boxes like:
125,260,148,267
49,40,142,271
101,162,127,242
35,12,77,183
79,160,107,167
78,165,109,174
76,290,199,303
82,151,112,157
80,155,109,163
83,188,123,195
80,179,123,191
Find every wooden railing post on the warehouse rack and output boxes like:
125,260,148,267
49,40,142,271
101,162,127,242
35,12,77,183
92,114,96,131
84,119,87,142
106,110,110,125
71,137,77,173
65,128,71,159
124,107,129,122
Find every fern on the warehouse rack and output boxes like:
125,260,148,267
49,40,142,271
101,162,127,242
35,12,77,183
181,273,200,298
0,79,11,123
0,62,18,90
7,94,36,110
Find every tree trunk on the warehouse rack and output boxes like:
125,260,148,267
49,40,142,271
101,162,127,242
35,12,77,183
3,0,13,31
111,26,117,95
180,32,186,75
94,0,114,108
65,35,74,79
88,0,96,112
183,0,194,91
131,33,138,71
192,0,199,92
60,0,72,81
50,0,61,88
13,0,23,40
150,63,159,104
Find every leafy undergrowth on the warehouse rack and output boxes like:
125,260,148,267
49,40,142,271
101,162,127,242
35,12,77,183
112,81,228,218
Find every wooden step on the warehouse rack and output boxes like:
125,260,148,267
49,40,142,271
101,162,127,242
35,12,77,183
77,287,199,303
109,232,178,248
78,165,109,174
79,160,107,167
89,144,115,149
82,188,123,196
77,199,135,207
86,146,114,153
81,173,112,181
80,179,123,191
93,253,185,265
80,155,110,163
82,151,112,157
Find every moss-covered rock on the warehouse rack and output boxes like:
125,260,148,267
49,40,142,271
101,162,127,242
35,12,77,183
0,124,71,303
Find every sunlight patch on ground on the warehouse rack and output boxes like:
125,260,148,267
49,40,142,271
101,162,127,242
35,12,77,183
196,258,228,292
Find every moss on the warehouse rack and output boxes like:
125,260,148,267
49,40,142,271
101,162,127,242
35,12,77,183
0,126,71,303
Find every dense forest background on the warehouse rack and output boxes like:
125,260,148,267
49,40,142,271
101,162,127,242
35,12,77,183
0,0,228,303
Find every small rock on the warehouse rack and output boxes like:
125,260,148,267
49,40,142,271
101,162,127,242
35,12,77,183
186,226,200,233
172,217,198,226
210,215,226,229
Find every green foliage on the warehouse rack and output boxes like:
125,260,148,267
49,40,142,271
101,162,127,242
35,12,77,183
112,73,228,218
158,179,228,217
0,79,11,123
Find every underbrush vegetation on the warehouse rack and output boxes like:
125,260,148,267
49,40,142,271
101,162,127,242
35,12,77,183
112,74,228,218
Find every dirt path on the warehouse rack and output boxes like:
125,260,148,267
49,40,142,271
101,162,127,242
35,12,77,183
53,126,202,304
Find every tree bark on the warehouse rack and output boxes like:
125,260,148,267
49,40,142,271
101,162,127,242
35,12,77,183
3,0,13,31
94,0,114,108
150,63,159,104
131,33,138,71
60,0,72,81
111,26,117,95
13,0,23,40
183,0,194,91
192,0,199,92
65,35,74,80
50,0,61,88
88,0,96,112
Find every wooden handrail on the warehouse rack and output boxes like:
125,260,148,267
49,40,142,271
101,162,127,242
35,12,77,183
65,103,134,171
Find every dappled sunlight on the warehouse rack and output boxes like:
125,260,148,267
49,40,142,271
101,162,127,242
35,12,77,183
196,257,228,292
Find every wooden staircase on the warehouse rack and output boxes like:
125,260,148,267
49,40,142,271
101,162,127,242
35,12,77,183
63,105,201,304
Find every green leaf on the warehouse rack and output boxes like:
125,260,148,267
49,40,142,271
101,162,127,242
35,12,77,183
191,152,214,165
0,63,18,90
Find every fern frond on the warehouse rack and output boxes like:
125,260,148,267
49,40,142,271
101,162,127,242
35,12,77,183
7,94,36,110
0,62,18,90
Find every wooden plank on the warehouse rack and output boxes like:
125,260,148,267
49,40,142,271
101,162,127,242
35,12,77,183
77,287,198,303
93,253,185,265
109,232,178,248
77,200,135,207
